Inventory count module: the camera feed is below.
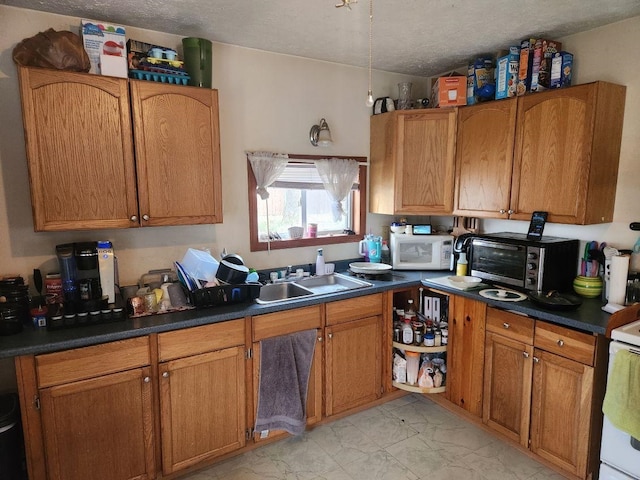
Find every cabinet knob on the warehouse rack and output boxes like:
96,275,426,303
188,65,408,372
317,337,323,342
503,322,510,329
523,351,530,358
507,209,514,215
328,333,333,339
557,339,564,347
142,214,150,221
533,356,539,363
143,376,151,383
162,371,169,378
499,209,507,214
130,215,138,222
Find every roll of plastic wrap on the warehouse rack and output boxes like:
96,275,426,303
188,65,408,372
609,255,630,305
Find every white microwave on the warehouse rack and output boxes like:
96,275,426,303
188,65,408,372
389,233,454,270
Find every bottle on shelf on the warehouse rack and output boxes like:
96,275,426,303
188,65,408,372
404,299,416,322
381,240,390,264
402,318,413,345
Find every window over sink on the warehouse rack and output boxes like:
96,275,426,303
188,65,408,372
247,154,367,252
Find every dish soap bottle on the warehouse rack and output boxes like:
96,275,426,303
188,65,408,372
316,248,325,276
381,240,391,264
456,252,468,276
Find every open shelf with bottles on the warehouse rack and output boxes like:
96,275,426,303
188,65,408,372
392,287,449,394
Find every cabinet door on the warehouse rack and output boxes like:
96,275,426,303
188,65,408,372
511,85,594,223
483,332,533,447
252,334,323,443
446,295,486,416
530,349,593,477
325,315,382,416
130,80,223,226
369,110,456,215
39,367,155,480
17,66,138,231
159,346,246,474
454,98,517,218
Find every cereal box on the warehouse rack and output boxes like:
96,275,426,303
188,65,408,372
495,46,520,100
81,19,127,77
550,51,573,89
517,38,536,95
467,57,494,105
531,38,562,91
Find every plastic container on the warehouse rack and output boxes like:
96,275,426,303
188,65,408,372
406,351,420,385
181,248,220,282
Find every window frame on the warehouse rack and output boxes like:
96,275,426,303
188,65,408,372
247,154,367,252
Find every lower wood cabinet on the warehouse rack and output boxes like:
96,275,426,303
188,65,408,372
16,337,155,480
446,294,486,416
325,294,384,417
250,305,323,443
482,308,604,479
157,319,246,475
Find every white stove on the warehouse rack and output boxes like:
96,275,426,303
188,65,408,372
600,318,640,480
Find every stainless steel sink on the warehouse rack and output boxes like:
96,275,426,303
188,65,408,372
255,273,372,304
296,273,372,295
255,282,314,304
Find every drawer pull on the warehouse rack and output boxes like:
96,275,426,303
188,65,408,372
557,339,564,347
523,351,529,358
503,322,510,329
162,372,169,378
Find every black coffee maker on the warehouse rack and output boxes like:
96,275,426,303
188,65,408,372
56,242,104,312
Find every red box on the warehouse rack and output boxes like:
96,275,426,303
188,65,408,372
431,76,467,107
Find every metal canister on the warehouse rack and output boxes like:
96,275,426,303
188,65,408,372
414,328,423,345
393,327,401,343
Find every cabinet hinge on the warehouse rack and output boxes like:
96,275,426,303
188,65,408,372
246,348,253,359
34,396,41,411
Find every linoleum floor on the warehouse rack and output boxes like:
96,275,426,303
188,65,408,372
179,394,567,480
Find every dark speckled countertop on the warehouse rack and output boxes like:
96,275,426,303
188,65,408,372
0,269,613,359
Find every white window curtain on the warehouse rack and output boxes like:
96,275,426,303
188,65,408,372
247,151,289,252
315,158,360,222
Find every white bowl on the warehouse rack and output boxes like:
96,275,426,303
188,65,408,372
390,225,405,233
448,275,481,285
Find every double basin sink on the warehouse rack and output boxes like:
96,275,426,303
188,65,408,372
256,273,372,304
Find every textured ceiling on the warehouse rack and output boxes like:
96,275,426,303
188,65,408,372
4,0,640,76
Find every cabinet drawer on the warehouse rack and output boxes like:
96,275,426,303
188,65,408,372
486,308,534,344
158,318,245,361
326,294,383,326
36,336,150,388
534,322,595,366
252,306,322,342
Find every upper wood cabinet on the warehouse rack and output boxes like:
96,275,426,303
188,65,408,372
511,81,625,224
454,98,517,218
454,82,625,224
17,66,222,231
370,109,457,215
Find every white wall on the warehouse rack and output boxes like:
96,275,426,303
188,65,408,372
0,5,426,286
481,16,640,251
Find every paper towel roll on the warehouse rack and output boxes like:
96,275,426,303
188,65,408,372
609,255,630,305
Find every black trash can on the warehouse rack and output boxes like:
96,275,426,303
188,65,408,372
0,393,25,480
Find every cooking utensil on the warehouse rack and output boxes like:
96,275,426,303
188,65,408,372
348,262,392,275
216,260,249,284
528,290,583,310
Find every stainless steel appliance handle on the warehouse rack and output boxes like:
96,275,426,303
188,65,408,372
472,239,523,251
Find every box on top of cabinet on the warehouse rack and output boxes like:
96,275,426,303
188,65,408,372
81,19,128,78
431,75,467,107
517,38,536,95
467,57,495,105
531,38,562,92
495,46,520,100
550,51,573,89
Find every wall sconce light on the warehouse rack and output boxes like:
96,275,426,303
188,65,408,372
309,118,333,147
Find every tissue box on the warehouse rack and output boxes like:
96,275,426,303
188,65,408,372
81,19,127,77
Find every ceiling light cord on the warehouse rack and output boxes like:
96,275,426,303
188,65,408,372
366,0,373,107
366,0,374,107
